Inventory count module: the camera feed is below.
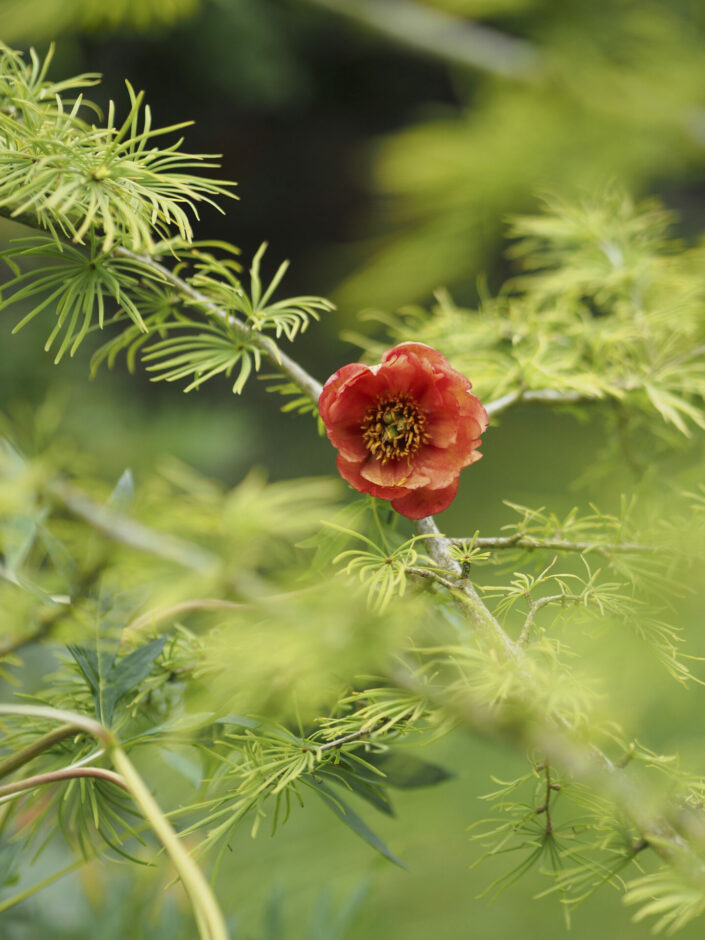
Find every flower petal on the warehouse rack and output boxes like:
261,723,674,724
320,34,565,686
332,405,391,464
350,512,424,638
391,478,460,519
318,363,370,422
336,455,413,500
425,401,460,447
382,342,455,372
360,456,416,488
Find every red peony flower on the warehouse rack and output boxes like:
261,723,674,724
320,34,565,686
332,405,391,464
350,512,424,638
319,343,488,519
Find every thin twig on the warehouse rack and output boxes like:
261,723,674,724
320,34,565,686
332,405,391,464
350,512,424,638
415,516,519,659
451,534,657,555
0,204,325,406
115,246,324,403
122,598,246,645
49,479,218,573
405,565,458,592
302,0,542,79
392,664,705,877
316,729,373,754
0,724,79,781
518,593,582,646
535,760,559,836
0,766,128,798
485,388,593,418
0,705,114,748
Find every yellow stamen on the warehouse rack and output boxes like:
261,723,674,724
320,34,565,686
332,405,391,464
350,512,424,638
360,395,429,464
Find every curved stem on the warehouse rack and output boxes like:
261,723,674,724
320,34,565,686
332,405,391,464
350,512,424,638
0,723,78,781
0,705,114,747
0,766,127,798
111,746,228,940
0,704,228,940
518,593,582,646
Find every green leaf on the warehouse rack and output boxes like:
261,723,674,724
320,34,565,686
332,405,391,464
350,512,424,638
67,644,116,725
317,763,395,817
107,469,135,512
305,779,406,868
364,751,455,789
68,636,166,726
110,636,167,703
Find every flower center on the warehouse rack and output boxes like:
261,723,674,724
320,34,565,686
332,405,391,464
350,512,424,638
360,395,428,464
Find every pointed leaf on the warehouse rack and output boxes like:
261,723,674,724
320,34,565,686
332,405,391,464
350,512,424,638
365,751,455,789
318,765,395,817
307,779,406,868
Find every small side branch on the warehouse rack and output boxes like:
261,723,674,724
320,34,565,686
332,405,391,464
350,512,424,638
301,0,541,80
0,205,325,407
535,760,559,836
519,593,582,646
405,565,459,592
316,729,373,755
414,516,519,659
0,724,79,781
49,480,219,573
451,534,657,556
115,246,324,404
0,766,128,799
485,388,593,419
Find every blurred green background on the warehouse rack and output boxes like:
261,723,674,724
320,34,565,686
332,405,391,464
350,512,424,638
2,0,705,937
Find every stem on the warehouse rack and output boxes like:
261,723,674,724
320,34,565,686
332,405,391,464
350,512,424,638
535,761,557,836
0,705,227,940
115,246,324,404
0,766,127,798
316,728,372,754
111,747,228,940
301,0,541,79
122,598,245,645
0,205,324,407
518,593,582,646
0,724,79,780
405,565,458,592
451,534,657,555
485,388,591,418
394,665,705,879
49,479,218,573
0,705,113,747
414,516,519,659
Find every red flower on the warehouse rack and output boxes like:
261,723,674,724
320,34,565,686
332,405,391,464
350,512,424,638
319,343,488,519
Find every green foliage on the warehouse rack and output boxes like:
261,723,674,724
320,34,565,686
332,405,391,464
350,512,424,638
0,46,332,400
336,1,705,309
2,38,705,940
330,527,432,613
68,636,167,726
0,235,154,361
0,45,234,251
349,194,705,450
470,767,641,924
0,0,198,39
